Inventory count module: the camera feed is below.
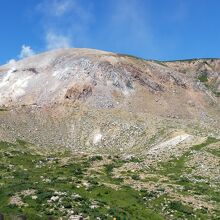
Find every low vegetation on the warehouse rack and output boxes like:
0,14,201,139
198,75,208,83
0,138,219,219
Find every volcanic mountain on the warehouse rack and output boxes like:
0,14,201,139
0,48,219,155
0,48,220,219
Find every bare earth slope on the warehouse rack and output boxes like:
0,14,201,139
0,48,219,154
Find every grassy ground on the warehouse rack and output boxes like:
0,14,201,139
0,140,162,220
0,138,219,219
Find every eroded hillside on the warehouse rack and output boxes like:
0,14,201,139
0,49,219,152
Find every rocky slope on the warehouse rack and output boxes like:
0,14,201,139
0,48,219,154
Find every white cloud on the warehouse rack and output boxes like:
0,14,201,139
19,45,35,59
7,59,16,65
38,0,75,17
50,0,73,16
46,32,71,50
37,0,93,50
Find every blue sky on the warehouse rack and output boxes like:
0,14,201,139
0,0,220,64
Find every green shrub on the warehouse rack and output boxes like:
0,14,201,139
169,201,193,215
131,174,140,180
89,155,103,161
104,164,115,175
198,75,208,82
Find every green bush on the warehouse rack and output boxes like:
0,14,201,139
169,201,193,215
104,164,115,175
198,75,208,82
131,174,140,180
89,155,103,161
